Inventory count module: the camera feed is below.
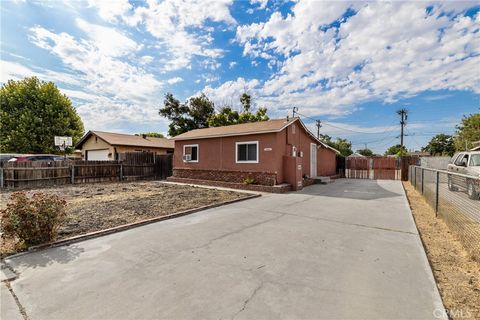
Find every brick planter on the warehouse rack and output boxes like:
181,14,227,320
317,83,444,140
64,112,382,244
167,177,291,193
172,168,277,186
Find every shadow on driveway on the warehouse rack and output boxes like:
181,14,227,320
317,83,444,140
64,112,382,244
298,179,403,200
8,245,84,269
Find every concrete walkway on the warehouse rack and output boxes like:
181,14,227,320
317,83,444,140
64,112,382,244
3,179,444,319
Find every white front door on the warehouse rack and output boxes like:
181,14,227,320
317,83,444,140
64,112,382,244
310,143,317,177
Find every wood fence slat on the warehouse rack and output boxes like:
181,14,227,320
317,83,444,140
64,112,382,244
0,152,173,189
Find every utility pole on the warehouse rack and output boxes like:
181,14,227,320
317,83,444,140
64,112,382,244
292,106,298,118
316,120,322,139
397,108,408,149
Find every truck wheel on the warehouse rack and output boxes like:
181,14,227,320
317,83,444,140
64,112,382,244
467,180,479,200
448,175,457,191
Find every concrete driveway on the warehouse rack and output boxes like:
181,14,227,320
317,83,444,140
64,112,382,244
3,179,445,320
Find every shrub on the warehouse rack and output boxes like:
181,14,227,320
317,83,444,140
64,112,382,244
243,176,255,185
0,192,67,246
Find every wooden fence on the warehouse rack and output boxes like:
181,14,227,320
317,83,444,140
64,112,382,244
345,156,418,181
0,153,173,189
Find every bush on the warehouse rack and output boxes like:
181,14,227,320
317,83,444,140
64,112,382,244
0,192,67,246
243,176,256,185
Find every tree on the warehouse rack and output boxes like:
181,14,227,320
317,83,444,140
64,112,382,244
159,93,215,137
422,134,455,156
385,144,408,156
332,138,353,157
318,134,352,156
357,148,374,157
207,93,269,127
136,132,165,138
0,77,84,154
454,113,480,151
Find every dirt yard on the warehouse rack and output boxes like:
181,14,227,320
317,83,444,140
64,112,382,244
1,182,250,256
403,182,480,320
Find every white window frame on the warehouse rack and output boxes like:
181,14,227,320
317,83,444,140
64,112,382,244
183,144,199,163
236,141,259,164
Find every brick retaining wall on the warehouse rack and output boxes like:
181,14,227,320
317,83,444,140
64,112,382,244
172,168,277,186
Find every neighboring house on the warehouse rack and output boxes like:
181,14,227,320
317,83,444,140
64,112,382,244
347,152,366,158
409,151,431,157
171,117,339,191
472,141,480,151
76,131,174,161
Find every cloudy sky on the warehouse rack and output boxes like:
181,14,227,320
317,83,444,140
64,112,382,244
1,0,479,153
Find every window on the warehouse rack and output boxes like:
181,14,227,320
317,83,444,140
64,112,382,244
183,144,198,162
454,153,464,165
455,154,468,166
236,141,258,163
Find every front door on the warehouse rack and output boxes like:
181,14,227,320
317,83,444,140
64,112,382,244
310,143,317,177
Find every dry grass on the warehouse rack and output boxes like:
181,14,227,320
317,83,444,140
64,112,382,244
403,182,480,320
1,181,248,257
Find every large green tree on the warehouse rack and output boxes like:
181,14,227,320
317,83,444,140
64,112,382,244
357,148,374,157
422,134,455,156
454,113,480,151
208,93,269,127
0,77,84,153
319,134,352,156
159,93,215,137
385,144,408,156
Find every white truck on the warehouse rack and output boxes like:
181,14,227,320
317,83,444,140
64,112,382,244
447,151,480,200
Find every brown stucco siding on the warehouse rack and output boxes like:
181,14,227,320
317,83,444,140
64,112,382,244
317,147,337,176
174,133,283,178
173,120,338,186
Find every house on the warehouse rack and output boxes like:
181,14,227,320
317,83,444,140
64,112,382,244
170,117,339,191
471,141,480,151
347,152,366,158
75,131,174,161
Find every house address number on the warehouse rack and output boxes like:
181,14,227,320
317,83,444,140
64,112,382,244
264,147,272,151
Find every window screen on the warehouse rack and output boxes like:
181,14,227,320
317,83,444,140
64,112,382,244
237,143,257,162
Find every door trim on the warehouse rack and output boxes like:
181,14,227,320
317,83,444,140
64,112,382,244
310,143,317,177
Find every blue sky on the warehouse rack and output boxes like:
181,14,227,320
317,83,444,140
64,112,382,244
1,0,479,154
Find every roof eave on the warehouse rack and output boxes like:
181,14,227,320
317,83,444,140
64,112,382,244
173,119,296,140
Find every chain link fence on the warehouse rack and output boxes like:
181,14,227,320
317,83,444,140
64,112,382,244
409,165,480,260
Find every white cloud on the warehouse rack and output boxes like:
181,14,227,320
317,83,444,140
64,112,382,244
91,0,236,71
233,1,480,116
167,77,184,84
0,60,81,85
201,77,260,107
229,61,237,68
250,0,268,10
75,18,139,57
139,55,154,65
87,0,132,23
29,25,162,101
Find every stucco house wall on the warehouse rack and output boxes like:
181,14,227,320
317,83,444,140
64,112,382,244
80,135,171,160
173,120,337,186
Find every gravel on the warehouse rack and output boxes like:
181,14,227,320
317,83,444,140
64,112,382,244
1,181,248,256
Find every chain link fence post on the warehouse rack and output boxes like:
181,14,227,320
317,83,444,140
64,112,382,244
421,167,424,194
435,170,439,217
414,166,417,188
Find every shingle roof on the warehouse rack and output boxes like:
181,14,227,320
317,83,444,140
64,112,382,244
173,118,340,154
76,131,174,149
173,118,295,140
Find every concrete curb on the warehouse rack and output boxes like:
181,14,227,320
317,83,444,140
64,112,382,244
4,193,261,260
400,182,447,316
